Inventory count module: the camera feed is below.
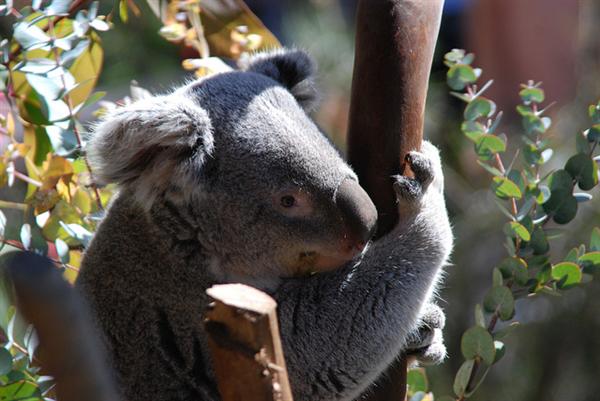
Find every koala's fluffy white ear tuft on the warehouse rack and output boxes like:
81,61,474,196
87,95,213,208
240,49,319,112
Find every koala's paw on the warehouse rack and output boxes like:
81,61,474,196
393,141,442,219
405,303,447,366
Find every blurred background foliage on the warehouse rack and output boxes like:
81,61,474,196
0,0,599,400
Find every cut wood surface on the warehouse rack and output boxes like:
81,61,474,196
347,0,445,400
205,284,293,401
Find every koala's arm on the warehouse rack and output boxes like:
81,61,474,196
273,143,452,401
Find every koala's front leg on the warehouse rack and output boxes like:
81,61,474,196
274,142,452,401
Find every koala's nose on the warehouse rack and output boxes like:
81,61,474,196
335,178,378,245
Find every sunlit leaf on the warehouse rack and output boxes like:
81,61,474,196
504,221,530,242
20,223,32,249
551,262,581,289
492,177,522,199
13,21,50,50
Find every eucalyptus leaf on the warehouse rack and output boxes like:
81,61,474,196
474,304,485,328
565,153,598,191
551,262,582,289
461,326,495,365
447,64,477,91
492,177,522,199
407,369,428,394
519,87,545,104
0,348,12,375
20,223,31,249
591,228,600,252
465,98,496,121
12,21,50,50
504,221,531,242
483,286,514,320
453,359,475,398
493,341,506,363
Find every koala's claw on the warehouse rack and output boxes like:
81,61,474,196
405,304,447,365
405,151,434,190
393,150,436,199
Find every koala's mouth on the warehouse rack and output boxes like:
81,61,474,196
295,245,366,275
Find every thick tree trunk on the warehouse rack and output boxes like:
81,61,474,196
346,0,444,399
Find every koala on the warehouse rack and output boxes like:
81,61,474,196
76,48,453,401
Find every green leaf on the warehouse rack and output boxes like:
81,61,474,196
522,113,546,136
46,126,78,156
464,98,496,121
119,0,129,22
492,177,522,199
61,38,90,68
565,153,598,190
591,228,600,251
461,326,495,365
530,226,549,255
453,359,475,398
579,252,600,273
551,262,582,289
407,369,428,394
549,170,573,191
504,221,531,242
14,58,58,74
492,268,503,287
447,64,477,91
461,121,486,142
574,192,592,202
519,87,545,104
477,160,503,176
0,348,12,375
483,286,514,320
544,191,577,224
589,102,600,124
475,134,505,159
498,257,528,285
0,380,42,399
12,22,50,50
493,341,506,363
474,304,485,328
46,0,71,15
20,223,31,250
586,125,600,142
444,49,466,63
55,238,70,264
0,210,6,237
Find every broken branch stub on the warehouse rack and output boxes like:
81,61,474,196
205,283,293,401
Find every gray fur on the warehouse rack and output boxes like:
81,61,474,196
77,49,452,401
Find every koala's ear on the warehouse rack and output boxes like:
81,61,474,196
87,94,213,207
240,48,319,112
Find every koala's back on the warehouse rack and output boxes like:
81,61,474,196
77,194,219,401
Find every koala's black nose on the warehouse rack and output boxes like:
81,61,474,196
335,178,378,245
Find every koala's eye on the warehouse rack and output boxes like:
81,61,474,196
280,195,296,208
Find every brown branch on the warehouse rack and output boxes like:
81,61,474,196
347,1,444,400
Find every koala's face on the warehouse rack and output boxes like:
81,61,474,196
88,49,377,287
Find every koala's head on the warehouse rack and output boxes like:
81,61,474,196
88,49,377,288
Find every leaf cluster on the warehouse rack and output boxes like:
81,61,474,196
426,48,600,401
